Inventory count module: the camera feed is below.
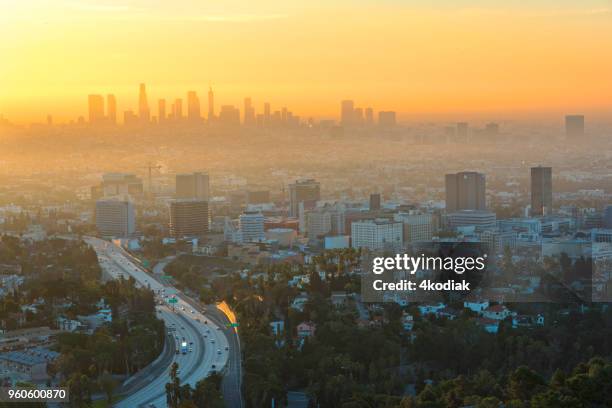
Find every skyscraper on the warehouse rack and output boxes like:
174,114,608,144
445,172,486,212
289,179,321,217
158,99,166,122
208,86,214,121
173,98,183,120
138,83,150,122
175,172,209,201
264,102,271,126
243,97,255,125
565,115,584,138
106,94,116,124
341,100,354,126
531,166,552,216
365,107,374,125
88,95,105,124
187,91,201,122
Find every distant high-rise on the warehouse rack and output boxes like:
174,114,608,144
158,99,166,122
175,172,209,201
218,105,240,125
264,102,271,125
604,205,612,229
208,86,214,121
485,122,499,137
95,199,135,237
445,172,486,212
565,115,584,138
169,199,209,238
239,211,265,242
106,94,116,124
289,179,320,217
173,98,183,120
369,193,381,211
88,95,105,124
243,97,255,125
341,100,354,126
187,91,201,122
365,107,374,125
138,83,150,122
378,111,396,127
531,166,552,216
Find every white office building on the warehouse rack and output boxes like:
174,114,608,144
394,213,433,242
351,219,403,251
239,211,265,242
447,210,496,231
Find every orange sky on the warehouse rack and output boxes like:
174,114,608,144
1,1,612,123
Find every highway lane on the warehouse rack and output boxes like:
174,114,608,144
86,237,230,408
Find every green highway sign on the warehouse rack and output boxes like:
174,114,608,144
162,275,172,280
143,260,150,268
168,298,178,304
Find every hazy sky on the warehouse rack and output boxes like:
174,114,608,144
1,0,612,123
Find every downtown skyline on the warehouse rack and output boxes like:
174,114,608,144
2,1,612,123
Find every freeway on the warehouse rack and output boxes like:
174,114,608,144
86,237,230,408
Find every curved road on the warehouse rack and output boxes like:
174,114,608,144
86,237,231,408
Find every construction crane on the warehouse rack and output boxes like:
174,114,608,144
141,162,162,194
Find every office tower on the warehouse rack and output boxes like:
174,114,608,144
218,105,240,125
95,199,135,237
243,97,255,125
394,213,434,243
281,107,288,124
378,111,396,127
158,99,166,122
173,99,183,120
208,86,215,121
264,102,271,125
565,115,584,138
100,173,144,197
289,179,321,217
175,172,209,200
239,211,265,242
106,94,116,124
447,210,496,231
341,100,354,126
531,166,553,216
369,193,381,211
186,91,201,122
365,107,374,125
351,219,403,251
445,172,486,212
305,209,332,239
457,122,469,140
354,107,364,125
138,83,150,122
88,95,105,124
169,199,209,237
604,206,612,229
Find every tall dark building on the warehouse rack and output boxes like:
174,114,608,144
208,86,215,121
138,83,150,122
531,166,552,216
169,199,209,238
176,172,209,200
445,172,486,212
289,179,320,217
341,100,354,126
369,193,381,211
158,99,166,122
565,115,584,138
